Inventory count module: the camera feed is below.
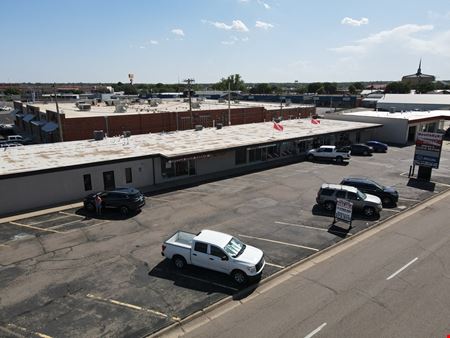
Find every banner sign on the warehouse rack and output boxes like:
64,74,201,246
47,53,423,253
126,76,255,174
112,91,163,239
413,132,443,169
335,198,353,223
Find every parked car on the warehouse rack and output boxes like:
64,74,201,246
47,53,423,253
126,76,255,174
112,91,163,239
161,229,265,285
340,177,399,206
83,187,145,215
366,140,388,153
341,144,374,156
316,183,382,217
306,145,351,164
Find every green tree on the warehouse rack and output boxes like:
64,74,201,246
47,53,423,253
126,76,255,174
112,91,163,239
307,82,322,93
348,84,357,94
250,83,273,94
3,87,20,96
385,82,410,94
353,82,364,91
414,82,435,94
322,82,337,94
212,74,246,91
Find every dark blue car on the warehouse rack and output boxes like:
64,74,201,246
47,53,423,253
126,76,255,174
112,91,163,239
366,140,388,152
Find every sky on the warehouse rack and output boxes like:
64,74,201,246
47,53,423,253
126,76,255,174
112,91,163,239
1,0,450,84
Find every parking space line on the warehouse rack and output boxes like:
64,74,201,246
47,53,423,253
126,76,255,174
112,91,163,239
398,197,421,202
49,219,83,230
26,214,76,225
176,190,210,196
174,272,239,292
386,257,418,280
86,294,180,321
10,221,62,234
265,262,285,269
275,221,328,232
304,322,327,338
146,196,171,203
58,211,85,218
383,209,402,213
238,234,319,252
6,323,53,338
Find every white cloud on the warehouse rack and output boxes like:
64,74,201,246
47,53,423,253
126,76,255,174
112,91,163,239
221,40,235,45
139,46,145,49
241,37,249,42
341,17,369,26
171,28,185,37
257,0,270,9
149,40,159,45
331,24,435,54
255,20,274,30
204,19,249,32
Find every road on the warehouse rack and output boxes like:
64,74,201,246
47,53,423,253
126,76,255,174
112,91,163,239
176,190,450,338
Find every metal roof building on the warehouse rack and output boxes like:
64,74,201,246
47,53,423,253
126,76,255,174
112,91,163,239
376,94,450,112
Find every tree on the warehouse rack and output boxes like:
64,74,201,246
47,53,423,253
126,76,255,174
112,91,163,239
353,82,364,91
3,87,20,96
348,84,357,94
414,82,435,94
307,82,322,93
249,83,273,94
212,74,246,91
385,82,410,94
322,82,337,94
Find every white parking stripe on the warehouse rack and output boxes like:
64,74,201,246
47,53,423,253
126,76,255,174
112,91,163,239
265,262,285,269
238,234,319,252
398,197,421,202
304,322,327,338
275,221,329,232
10,221,62,233
59,211,85,218
386,257,418,280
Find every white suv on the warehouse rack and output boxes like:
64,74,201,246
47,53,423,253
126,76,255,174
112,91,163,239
316,183,382,217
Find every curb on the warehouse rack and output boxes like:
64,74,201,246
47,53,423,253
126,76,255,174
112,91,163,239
146,186,450,338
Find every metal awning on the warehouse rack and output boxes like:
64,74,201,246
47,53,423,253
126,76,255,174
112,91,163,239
23,114,35,122
42,121,58,133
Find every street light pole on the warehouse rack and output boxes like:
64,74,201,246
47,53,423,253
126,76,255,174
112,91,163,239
228,80,231,125
184,78,194,128
53,83,64,142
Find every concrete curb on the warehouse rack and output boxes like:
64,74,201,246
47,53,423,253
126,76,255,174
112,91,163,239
146,187,450,338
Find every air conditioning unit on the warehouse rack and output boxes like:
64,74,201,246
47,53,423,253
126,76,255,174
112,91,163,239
195,125,203,131
216,123,223,130
93,130,104,141
123,131,131,138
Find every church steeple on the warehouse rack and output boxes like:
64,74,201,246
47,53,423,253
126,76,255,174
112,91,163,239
416,58,422,76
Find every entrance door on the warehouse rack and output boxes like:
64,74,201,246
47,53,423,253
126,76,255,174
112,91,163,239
408,126,417,142
103,171,115,190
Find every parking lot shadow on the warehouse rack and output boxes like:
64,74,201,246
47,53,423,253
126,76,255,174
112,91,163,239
149,259,252,296
312,204,380,222
407,178,435,192
328,224,351,238
74,207,141,221
308,159,349,166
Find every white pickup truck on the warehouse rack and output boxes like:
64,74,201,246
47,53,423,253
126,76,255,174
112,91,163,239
161,229,265,285
306,145,351,163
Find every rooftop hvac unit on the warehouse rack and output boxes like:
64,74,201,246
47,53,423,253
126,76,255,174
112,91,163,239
218,98,226,103
195,125,203,131
115,104,127,113
150,100,158,107
192,102,201,109
183,98,189,102
389,107,396,113
77,103,91,111
216,123,223,130
93,130,104,141
233,100,240,103
123,131,131,138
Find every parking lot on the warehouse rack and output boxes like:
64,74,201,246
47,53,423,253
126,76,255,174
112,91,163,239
1,143,450,337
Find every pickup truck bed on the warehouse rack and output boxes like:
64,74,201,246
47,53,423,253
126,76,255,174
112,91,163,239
165,231,196,249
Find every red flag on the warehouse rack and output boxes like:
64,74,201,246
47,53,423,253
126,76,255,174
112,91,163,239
273,122,284,131
311,118,320,125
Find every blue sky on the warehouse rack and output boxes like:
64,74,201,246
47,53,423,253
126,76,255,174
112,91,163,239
1,0,450,83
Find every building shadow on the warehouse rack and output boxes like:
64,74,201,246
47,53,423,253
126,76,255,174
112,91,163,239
407,178,435,192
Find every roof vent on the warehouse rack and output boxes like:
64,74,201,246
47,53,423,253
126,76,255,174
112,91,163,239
123,131,131,138
195,125,203,131
216,123,223,130
93,130,104,141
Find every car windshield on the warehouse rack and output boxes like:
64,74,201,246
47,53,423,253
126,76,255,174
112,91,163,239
224,237,246,257
357,190,367,200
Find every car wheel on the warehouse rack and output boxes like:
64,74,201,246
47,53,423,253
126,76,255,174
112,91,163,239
363,206,376,217
382,196,392,206
336,156,343,164
173,255,186,269
120,206,129,216
324,201,335,212
231,269,248,285
85,202,95,212
307,154,314,161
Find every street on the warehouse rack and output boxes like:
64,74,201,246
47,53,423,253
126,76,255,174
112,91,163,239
177,190,450,338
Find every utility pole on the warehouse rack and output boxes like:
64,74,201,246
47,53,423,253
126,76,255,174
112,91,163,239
184,78,194,128
53,83,64,142
228,80,231,125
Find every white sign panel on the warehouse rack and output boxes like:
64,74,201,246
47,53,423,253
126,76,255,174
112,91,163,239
335,198,353,223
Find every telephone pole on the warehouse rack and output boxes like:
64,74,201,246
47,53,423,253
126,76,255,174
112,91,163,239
184,78,194,128
53,83,64,142
228,80,231,125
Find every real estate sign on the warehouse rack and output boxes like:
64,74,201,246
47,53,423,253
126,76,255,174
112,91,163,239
413,132,443,169
335,198,353,223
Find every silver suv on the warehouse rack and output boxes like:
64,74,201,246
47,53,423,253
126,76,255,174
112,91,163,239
316,183,382,217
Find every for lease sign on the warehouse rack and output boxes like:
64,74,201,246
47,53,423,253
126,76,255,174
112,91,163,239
414,132,443,169
335,198,353,223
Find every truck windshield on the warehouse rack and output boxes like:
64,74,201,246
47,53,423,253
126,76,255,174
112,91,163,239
224,237,246,258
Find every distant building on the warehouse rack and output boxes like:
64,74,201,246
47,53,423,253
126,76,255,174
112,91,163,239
376,94,450,112
402,60,435,85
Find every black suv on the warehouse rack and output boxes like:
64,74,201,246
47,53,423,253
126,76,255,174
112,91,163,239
83,187,145,215
342,144,374,156
340,177,399,206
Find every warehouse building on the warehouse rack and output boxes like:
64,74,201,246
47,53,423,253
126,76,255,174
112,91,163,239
325,110,450,145
376,94,450,112
0,118,380,215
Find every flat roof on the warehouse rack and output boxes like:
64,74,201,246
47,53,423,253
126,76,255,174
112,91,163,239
377,94,450,105
0,118,380,176
25,99,313,119
343,110,450,121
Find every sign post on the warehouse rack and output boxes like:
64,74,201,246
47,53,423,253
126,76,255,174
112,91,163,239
413,132,443,181
334,198,353,229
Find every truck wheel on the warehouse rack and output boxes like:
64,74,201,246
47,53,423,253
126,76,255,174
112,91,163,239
231,270,248,285
173,255,186,269
336,156,343,164
324,201,335,212
363,206,376,217
307,154,314,161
